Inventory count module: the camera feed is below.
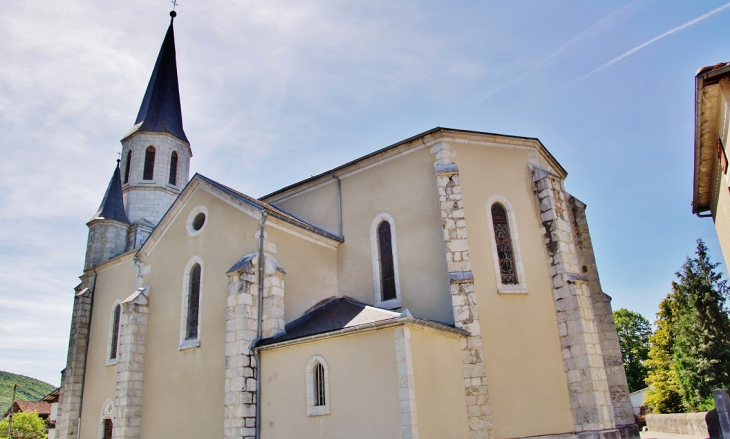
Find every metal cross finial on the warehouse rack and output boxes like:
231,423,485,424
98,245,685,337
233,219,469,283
171,0,178,11
117,151,121,160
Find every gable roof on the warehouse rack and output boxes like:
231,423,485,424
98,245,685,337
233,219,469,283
255,296,467,349
4,401,51,418
136,173,342,261
261,127,567,202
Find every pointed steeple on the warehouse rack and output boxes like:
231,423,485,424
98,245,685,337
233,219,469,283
126,13,188,143
91,160,130,224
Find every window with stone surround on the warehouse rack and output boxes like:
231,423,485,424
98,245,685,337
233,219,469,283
106,301,122,365
306,355,330,416
179,256,204,350
123,150,132,184
169,151,178,186
486,196,527,293
143,146,155,180
370,213,401,309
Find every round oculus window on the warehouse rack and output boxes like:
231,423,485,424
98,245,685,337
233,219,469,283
192,212,206,231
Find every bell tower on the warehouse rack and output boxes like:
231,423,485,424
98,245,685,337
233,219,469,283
119,11,191,248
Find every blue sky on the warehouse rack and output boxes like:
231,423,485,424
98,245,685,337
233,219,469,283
0,0,728,386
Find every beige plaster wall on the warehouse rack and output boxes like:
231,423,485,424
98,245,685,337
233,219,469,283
275,180,340,236
269,146,453,324
409,328,470,439
78,254,136,439
452,141,575,438
260,328,401,439
711,81,730,266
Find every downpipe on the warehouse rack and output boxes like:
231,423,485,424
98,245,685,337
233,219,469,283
254,211,268,439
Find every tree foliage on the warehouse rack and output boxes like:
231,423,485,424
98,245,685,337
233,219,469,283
645,240,730,412
613,308,651,392
0,411,46,439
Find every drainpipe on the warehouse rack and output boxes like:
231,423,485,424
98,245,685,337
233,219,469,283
77,267,98,439
132,257,141,289
330,171,343,238
253,211,268,439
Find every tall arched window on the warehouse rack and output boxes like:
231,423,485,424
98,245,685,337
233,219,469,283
486,196,527,293
186,263,201,340
378,222,397,301
491,203,517,284
110,304,121,360
306,355,330,416
370,213,401,308
168,151,178,186
143,146,155,180
123,150,132,184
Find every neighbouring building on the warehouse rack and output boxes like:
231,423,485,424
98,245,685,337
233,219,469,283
692,61,730,264
57,10,639,439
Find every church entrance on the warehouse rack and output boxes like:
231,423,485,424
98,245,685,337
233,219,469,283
103,419,113,439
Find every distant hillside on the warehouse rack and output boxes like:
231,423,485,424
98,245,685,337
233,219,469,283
0,371,56,415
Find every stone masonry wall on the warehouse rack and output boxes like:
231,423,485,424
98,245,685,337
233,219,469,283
568,197,636,430
56,286,92,439
224,233,285,439
533,168,616,434
432,141,494,439
85,220,130,271
113,287,149,439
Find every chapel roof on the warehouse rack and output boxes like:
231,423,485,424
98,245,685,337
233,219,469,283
124,14,188,143
255,296,466,348
90,161,129,224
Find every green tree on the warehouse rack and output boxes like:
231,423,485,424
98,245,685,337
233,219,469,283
613,308,652,392
644,296,684,413
671,239,730,411
0,411,47,439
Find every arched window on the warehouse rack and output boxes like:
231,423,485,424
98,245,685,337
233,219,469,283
491,203,517,284
378,222,397,301
306,355,330,416
143,146,155,180
370,213,401,308
486,196,527,293
168,151,178,186
186,263,201,340
110,304,121,360
106,301,122,365
123,150,132,184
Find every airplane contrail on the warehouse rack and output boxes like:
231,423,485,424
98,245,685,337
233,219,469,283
568,2,730,86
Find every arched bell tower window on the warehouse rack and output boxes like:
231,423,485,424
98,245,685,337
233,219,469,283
169,151,178,186
143,146,156,180
180,256,204,350
370,213,401,309
123,150,132,184
486,196,527,294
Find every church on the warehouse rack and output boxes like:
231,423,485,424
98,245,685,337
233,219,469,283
57,11,639,439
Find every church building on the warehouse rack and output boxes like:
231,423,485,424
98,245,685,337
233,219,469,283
57,11,639,439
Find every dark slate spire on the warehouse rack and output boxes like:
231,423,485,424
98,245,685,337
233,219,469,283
127,13,188,143
91,161,130,223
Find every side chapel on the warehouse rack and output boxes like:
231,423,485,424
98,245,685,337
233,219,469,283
57,11,639,439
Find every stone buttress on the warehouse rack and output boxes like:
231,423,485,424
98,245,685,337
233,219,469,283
568,198,638,439
431,141,494,439
56,284,93,439
224,230,285,439
533,167,623,438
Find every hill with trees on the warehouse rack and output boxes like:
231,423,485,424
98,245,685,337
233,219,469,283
0,371,56,415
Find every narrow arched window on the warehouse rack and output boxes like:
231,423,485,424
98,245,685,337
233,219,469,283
143,146,155,180
123,150,132,184
186,263,201,340
378,221,396,301
168,151,178,186
110,304,121,360
314,362,326,406
491,203,518,284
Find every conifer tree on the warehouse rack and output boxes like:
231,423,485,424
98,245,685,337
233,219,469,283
644,296,683,413
671,239,730,411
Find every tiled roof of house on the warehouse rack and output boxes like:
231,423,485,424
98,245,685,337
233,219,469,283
4,401,51,418
41,387,60,403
